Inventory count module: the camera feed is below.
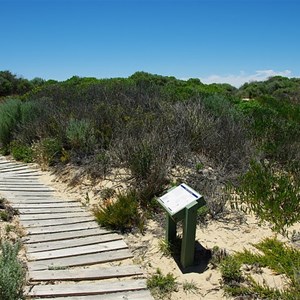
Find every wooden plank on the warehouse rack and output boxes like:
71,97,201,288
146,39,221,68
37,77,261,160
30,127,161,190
23,228,110,244
32,290,154,300
0,169,38,174
20,212,92,220
28,240,127,261
10,190,53,194
26,221,99,235
8,198,78,204
27,248,133,271
8,193,54,198
26,233,121,253
29,265,142,281
22,216,94,228
0,179,47,187
0,178,40,182
0,187,54,192
0,165,29,171
19,207,85,214
13,202,81,209
26,279,147,297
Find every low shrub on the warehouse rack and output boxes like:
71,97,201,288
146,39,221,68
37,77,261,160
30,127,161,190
220,255,243,284
0,241,25,300
93,190,143,232
222,238,300,299
0,99,21,149
147,268,178,299
31,137,62,170
66,118,96,153
232,160,300,234
10,141,33,162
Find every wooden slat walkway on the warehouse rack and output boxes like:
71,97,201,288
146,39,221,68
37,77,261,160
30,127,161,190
0,156,153,299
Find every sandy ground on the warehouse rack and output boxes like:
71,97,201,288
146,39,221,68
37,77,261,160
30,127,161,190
1,162,300,299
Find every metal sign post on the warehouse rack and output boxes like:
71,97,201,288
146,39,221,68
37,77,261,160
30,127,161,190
157,183,205,268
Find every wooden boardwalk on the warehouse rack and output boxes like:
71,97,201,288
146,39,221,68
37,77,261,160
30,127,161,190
0,156,153,299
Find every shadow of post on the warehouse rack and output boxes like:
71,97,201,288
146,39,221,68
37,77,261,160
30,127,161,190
171,238,212,274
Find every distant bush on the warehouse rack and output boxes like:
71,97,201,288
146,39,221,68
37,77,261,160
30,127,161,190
0,241,25,300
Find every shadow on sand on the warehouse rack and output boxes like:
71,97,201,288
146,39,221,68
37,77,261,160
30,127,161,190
171,239,212,274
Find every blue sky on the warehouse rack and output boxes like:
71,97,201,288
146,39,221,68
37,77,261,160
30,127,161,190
1,0,299,87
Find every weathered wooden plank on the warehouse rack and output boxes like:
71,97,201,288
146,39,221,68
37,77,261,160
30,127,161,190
27,279,147,297
0,179,47,187
32,290,154,300
27,248,133,271
29,265,143,281
26,221,99,235
8,198,78,204
0,169,39,175
22,216,94,228
20,211,91,220
19,207,85,214
13,202,81,209
0,165,29,171
0,187,54,192
23,227,109,244
28,240,127,261
26,233,121,253
8,193,54,199
0,178,40,182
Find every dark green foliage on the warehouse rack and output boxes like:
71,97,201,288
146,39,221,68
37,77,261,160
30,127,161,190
238,76,300,104
0,99,21,148
232,161,300,233
10,141,33,162
0,241,25,300
66,119,96,153
93,191,143,232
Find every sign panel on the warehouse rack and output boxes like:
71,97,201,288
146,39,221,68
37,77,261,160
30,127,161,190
158,183,202,215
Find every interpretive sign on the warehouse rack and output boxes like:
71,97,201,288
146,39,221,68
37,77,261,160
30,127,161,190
157,183,205,268
158,183,202,216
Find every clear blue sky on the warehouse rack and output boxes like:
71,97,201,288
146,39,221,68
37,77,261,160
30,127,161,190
1,0,300,86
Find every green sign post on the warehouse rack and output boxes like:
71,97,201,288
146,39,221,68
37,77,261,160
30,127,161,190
157,183,205,268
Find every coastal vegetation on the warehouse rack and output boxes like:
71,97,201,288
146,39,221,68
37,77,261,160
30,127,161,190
0,70,299,298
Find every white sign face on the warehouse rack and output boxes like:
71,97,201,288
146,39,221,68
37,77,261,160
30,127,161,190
158,183,201,215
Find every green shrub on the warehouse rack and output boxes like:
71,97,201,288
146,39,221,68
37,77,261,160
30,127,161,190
147,268,178,299
10,141,33,162
32,137,62,170
0,210,10,221
0,99,21,148
220,255,243,284
128,143,153,180
223,238,300,299
93,190,143,232
0,241,25,300
232,161,300,233
66,118,96,153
